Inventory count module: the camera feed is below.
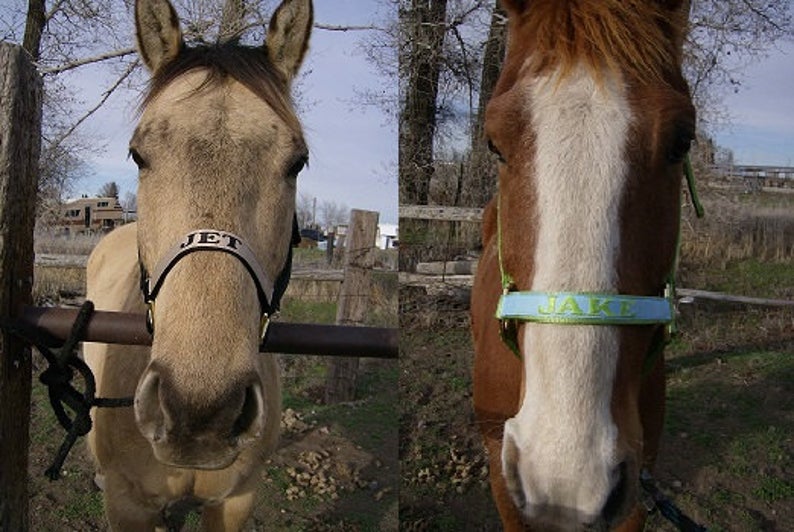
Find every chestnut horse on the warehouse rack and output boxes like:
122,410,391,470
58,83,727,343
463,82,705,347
472,1,695,530
83,0,311,529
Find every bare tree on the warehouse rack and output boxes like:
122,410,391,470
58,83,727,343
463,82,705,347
121,190,137,212
398,0,449,206
0,0,137,218
320,200,349,229
686,0,793,130
459,0,504,208
296,192,316,228
98,181,119,198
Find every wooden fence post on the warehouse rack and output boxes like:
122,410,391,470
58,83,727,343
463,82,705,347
0,43,42,532
324,209,379,403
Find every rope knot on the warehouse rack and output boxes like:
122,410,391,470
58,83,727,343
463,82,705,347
2,300,134,480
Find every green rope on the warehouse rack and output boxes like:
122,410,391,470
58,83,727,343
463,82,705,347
684,155,704,218
496,193,513,291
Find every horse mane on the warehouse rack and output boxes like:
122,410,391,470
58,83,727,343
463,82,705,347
521,0,683,83
142,44,300,132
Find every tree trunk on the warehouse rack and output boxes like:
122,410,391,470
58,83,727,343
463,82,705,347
398,0,448,272
0,42,43,532
398,0,448,206
22,0,46,60
460,1,506,208
324,209,379,404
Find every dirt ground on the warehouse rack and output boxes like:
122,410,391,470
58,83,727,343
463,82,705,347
28,354,397,532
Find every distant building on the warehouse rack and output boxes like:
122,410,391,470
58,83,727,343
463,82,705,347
377,223,398,250
60,196,124,233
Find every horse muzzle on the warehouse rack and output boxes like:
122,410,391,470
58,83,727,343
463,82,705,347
501,417,638,530
134,363,266,470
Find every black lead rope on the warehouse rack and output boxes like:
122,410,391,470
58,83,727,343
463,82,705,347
641,470,708,532
4,300,133,480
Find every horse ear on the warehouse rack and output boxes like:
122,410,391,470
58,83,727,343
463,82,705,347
265,0,313,82
135,0,183,73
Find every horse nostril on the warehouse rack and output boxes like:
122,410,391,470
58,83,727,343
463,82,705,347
601,461,629,524
135,369,166,443
231,383,264,440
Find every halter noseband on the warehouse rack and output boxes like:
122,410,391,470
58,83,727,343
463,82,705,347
495,155,702,364
140,216,301,339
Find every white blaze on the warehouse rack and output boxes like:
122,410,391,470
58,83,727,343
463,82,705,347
503,64,632,520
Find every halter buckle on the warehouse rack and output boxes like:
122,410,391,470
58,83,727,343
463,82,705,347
145,301,155,335
260,311,279,342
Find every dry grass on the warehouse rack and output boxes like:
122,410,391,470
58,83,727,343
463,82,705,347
34,228,104,256
33,265,86,305
678,188,794,301
680,192,794,270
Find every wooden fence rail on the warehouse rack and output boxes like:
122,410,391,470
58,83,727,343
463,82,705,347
14,306,398,358
402,271,794,311
399,204,483,222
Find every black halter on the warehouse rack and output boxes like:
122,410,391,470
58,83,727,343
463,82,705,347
139,215,301,335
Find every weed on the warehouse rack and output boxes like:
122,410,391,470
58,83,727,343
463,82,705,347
754,477,794,502
62,491,105,520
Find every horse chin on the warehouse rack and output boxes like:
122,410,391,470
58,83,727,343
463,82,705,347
519,505,599,532
519,509,623,532
149,441,241,471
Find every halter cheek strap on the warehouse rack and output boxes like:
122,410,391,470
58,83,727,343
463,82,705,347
140,216,301,339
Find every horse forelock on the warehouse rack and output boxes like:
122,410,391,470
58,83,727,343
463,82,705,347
514,0,683,85
141,44,301,135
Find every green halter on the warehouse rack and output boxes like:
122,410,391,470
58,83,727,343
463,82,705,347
495,155,703,367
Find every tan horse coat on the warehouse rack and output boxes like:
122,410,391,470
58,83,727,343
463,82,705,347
83,0,312,529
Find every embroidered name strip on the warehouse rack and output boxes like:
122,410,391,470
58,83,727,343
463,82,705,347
496,292,672,325
145,229,275,309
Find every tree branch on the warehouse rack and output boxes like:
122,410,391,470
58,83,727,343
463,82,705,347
41,47,136,75
738,0,784,32
315,23,383,32
47,60,139,154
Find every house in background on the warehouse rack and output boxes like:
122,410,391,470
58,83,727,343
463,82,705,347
377,223,398,250
60,196,124,233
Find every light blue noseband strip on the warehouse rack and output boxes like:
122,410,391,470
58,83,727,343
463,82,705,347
496,291,673,325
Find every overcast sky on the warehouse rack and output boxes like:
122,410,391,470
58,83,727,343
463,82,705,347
713,38,794,167
56,0,398,224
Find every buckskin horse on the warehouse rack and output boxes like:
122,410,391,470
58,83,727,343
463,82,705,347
83,0,312,529
471,1,695,530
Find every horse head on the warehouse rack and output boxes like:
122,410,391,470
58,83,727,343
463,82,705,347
473,0,695,528
130,0,311,470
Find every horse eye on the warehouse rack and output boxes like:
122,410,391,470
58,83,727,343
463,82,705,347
487,139,506,164
287,156,308,178
667,132,694,164
128,148,147,170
